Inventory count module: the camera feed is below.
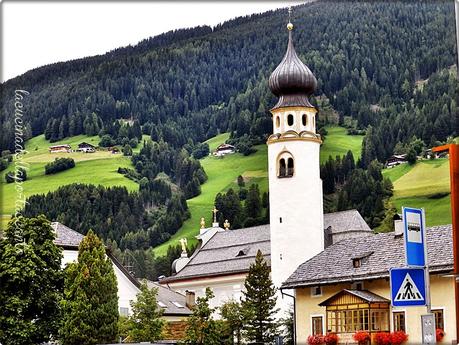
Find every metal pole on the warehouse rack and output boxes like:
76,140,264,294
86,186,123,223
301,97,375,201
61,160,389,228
456,0,459,78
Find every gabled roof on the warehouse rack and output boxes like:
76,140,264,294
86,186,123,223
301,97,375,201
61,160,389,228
282,225,453,289
161,224,270,283
319,289,390,306
323,209,371,234
145,281,192,316
161,209,371,284
51,222,84,248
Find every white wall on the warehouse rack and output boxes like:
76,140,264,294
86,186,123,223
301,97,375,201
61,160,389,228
62,249,139,315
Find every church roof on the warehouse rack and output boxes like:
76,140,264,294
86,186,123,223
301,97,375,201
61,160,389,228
160,210,370,283
324,209,372,234
269,24,317,109
145,281,192,316
282,224,453,289
51,222,84,248
160,224,271,283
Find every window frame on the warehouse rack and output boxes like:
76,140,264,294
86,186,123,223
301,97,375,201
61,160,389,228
393,311,406,332
311,315,324,335
432,308,445,330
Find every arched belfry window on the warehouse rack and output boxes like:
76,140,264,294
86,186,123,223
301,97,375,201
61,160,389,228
302,114,307,126
276,116,280,128
278,152,294,178
287,114,294,126
287,158,294,177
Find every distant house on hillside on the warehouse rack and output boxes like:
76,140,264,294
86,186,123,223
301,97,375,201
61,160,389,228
385,154,407,168
76,142,96,153
213,143,235,157
49,144,71,153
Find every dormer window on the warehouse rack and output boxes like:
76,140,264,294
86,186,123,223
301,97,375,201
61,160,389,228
287,114,294,126
236,247,248,257
353,258,361,268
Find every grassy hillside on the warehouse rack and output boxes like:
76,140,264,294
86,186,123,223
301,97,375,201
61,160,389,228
1,135,139,228
382,159,451,226
153,126,364,256
320,126,364,162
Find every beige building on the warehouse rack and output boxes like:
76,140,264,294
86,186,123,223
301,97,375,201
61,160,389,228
282,224,456,345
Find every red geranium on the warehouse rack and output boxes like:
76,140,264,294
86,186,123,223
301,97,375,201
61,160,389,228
353,331,370,345
375,332,391,345
436,329,445,342
390,331,408,345
308,334,325,345
324,333,339,345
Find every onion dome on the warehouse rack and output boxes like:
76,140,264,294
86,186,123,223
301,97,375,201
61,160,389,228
269,22,317,109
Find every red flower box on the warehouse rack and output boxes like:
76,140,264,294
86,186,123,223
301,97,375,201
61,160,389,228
436,329,445,342
353,331,370,345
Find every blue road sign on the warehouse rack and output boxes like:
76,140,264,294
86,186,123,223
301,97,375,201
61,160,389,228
390,267,426,307
403,207,427,267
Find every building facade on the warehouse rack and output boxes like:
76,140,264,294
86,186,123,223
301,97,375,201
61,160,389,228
282,224,456,345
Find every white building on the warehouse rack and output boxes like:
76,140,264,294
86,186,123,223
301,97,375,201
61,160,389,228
160,210,371,313
51,222,192,322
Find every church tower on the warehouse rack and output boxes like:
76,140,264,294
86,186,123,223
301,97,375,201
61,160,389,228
268,18,324,292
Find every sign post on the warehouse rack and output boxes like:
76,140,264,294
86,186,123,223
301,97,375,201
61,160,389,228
390,207,435,344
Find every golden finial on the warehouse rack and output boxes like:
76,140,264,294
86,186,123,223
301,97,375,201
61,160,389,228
287,6,293,31
179,238,188,253
212,206,219,223
224,219,230,230
200,217,206,229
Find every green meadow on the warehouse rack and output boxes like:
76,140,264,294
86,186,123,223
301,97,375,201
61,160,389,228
320,126,364,162
1,134,138,228
382,159,451,226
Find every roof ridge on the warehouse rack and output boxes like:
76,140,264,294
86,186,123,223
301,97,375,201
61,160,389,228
201,239,270,251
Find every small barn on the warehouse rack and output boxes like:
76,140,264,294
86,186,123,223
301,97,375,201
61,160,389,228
76,142,96,153
385,154,407,168
213,143,236,157
49,144,71,153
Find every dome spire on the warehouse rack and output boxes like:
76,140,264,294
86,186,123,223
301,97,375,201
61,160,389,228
268,6,317,109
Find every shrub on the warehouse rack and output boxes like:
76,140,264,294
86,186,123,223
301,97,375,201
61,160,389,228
353,331,370,345
45,157,75,174
308,334,324,345
436,329,445,342
324,333,338,345
5,168,27,183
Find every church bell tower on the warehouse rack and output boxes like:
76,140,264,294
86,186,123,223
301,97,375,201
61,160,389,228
268,17,324,291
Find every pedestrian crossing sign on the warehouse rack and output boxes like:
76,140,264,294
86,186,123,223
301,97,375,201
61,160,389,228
390,267,427,306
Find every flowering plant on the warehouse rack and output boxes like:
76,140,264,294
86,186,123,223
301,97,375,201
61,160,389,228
307,334,325,345
353,331,370,345
375,332,391,345
324,333,339,345
390,331,408,345
436,328,445,342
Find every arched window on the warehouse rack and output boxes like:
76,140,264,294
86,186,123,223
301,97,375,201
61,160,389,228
302,114,307,126
287,158,294,177
278,152,294,178
313,115,316,129
279,158,286,177
276,116,280,128
287,114,294,126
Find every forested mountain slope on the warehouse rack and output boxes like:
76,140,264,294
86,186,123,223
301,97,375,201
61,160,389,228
1,1,457,160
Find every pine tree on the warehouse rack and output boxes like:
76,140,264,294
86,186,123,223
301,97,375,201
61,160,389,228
60,230,119,345
183,288,224,345
0,216,63,345
128,281,165,342
242,250,278,344
244,184,262,219
220,299,244,345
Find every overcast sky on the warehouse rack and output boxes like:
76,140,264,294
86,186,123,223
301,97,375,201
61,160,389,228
2,1,305,82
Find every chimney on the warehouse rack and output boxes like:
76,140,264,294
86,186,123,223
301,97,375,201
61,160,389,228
394,213,403,236
185,290,196,309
